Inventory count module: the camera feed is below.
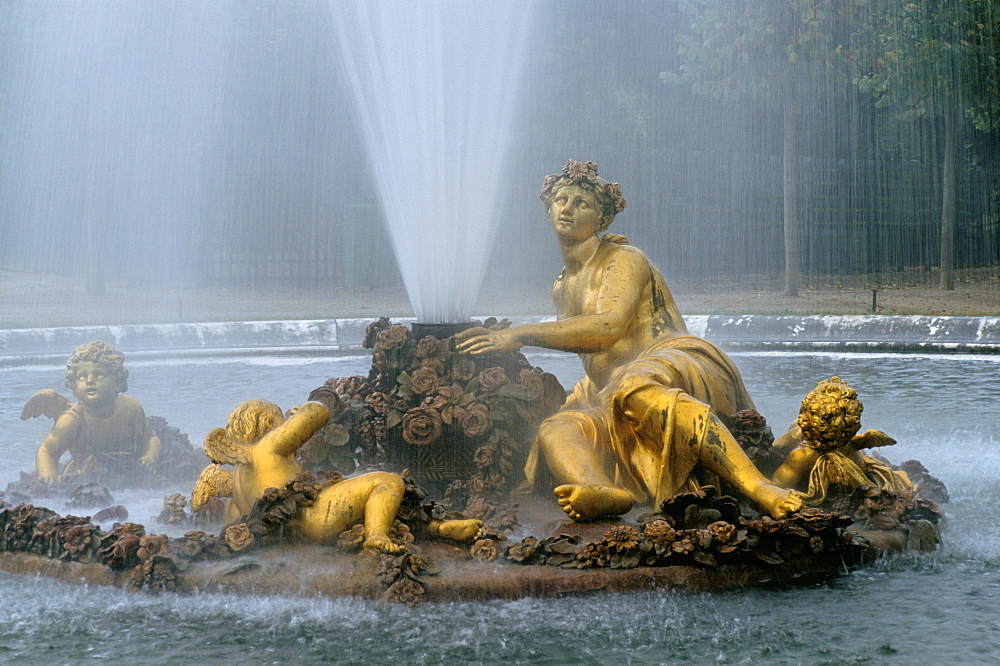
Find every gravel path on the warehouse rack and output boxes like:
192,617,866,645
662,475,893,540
2,267,999,329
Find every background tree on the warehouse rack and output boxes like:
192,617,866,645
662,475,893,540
665,0,863,295
855,0,999,290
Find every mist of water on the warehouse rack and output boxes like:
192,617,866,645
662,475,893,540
1,1,998,330
328,1,533,323
0,2,235,290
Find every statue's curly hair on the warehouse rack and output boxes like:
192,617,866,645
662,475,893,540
226,399,285,444
540,160,627,230
65,340,129,393
797,377,863,452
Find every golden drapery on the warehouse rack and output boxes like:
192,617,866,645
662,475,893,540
520,335,756,504
802,451,916,506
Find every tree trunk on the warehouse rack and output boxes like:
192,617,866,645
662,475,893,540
783,98,800,296
939,107,956,290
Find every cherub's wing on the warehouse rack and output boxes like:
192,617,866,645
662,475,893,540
851,429,896,450
203,427,251,465
21,389,73,421
191,464,234,512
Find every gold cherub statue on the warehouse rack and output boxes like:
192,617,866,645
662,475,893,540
456,160,801,521
24,340,161,485
192,399,482,553
771,377,915,505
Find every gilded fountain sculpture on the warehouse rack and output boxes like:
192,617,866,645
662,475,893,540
1,161,944,603
456,160,803,522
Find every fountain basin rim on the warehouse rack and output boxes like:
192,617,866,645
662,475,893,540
1,315,999,364
0,524,904,602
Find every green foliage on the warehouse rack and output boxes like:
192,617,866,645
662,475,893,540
854,0,1000,130
663,0,863,106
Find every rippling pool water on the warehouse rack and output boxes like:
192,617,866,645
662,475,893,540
1,350,998,664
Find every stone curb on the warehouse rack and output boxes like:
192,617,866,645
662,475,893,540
1,315,998,365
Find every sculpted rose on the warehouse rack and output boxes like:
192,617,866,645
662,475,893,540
477,367,509,391
472,443,495,468
460,402,493,438
470,538,499,562
449,358,476,383
518,368,544,393
409,366,440,395
414,336,439,359
376,324,410,350
224,523,255,552
401,406,444,446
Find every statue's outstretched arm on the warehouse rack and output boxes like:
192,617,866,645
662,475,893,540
456,248,647,355
260,401,330,457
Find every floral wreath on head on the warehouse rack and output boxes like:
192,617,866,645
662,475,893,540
540,160,628,222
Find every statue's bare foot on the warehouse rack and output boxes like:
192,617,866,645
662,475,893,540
754,484,804,519
364,534,405,554
554,484,633,522
430,518,484,542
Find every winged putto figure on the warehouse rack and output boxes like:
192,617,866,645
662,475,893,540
23,341,161,485
192,398,482,553
771,377,916,505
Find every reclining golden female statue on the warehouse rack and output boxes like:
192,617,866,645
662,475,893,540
25,340,161,484
457,160,801,521
192,399,482,553
771,377,915,505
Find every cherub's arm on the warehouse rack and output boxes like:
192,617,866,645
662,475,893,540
771,446,819,490
140,434,162,468
133,402,161,468
455,248,648,355
848,429,896,452
35,413,78,483
259,401,330,457
770,424,803,458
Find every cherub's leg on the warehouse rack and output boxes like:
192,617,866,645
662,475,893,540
359,472,406,553
301,472,406,553
537,413,634,522
426,518,483,542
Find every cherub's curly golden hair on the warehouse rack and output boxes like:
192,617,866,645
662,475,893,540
65,340,129,393
226,399,285,444
797,377,863,452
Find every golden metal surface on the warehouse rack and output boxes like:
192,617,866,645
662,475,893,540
192,399,481,553
457,161,801,521
771,377,916,504
30,341,161,483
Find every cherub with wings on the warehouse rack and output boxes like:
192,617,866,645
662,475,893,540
23,340,161,485
771,377,916,505
192,399,482,554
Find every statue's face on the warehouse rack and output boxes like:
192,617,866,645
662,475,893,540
70,361,117,408
547,184,606,242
